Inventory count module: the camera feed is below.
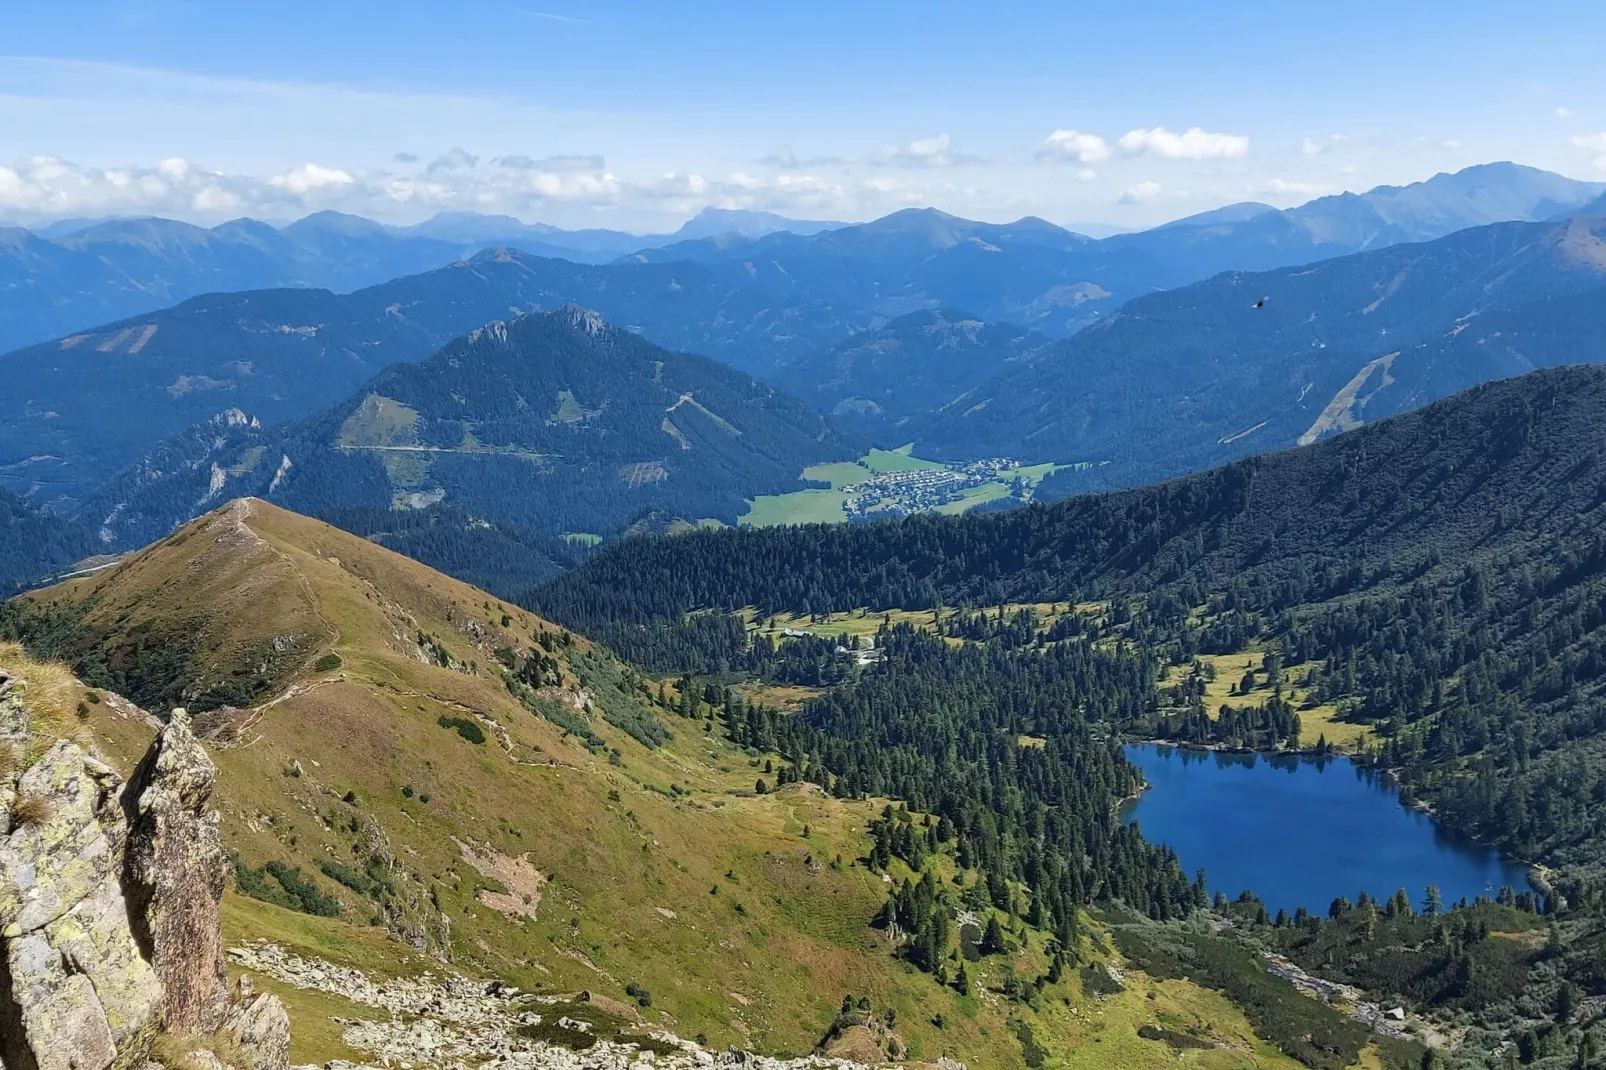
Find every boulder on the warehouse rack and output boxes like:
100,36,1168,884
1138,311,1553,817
1,741,163,1070
221,978,290,1070
122,710,230,1035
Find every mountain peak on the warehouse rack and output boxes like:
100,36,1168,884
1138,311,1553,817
212,408,260,430
557,303,609,336
670,206,844,241
280,210,394,237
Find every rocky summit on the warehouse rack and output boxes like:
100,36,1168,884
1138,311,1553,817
0,682,289,1070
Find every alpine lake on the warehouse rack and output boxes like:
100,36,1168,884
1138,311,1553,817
1121,744,1534,915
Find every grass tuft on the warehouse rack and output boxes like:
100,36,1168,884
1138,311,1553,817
11,792,54,827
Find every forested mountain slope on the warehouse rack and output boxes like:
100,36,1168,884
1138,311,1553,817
772,309,1054,440
11,177,1601,515
538,365,1606,617
0,249,864,508
538,365,1606,875
0,487,97,595
917,216,1606,496
79,307,863,549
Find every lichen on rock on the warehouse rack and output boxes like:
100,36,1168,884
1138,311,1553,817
0,740,162,1070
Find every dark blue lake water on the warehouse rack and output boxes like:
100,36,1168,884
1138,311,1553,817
1121,744,1532,916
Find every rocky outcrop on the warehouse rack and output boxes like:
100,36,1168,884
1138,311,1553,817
121,709,231,1034
0,741,163,1070
0,670,26,743
1,679,289,1070
231,943,964,1070
221,977,291,1070
353,817,449,956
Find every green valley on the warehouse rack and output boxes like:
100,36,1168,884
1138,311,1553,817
743,446,1064,526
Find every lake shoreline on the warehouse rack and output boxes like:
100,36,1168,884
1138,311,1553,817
1121,742,1537,914
1128,739,1543,884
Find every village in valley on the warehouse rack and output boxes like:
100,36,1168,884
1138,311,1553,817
841,457,1029,519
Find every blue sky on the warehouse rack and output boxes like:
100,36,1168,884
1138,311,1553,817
2,0,1604,230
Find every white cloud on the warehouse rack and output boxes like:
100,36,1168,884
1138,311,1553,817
269,162,356,194
874,133,983,169
643,171,709,198
757,147,802,169
1037,129,1110,164
758,135,981,172
1118,180,1162,204
756,146,849,170
1575,133,1606,171
1259,177,1333,196
1118,127,1249,160
494,153,606,172
1075,168,1099,182
0,151,639,222
862,176,914,194
523,170,623,200
1557,107,1573,118
426,147,480,173
0,155,339,218
1440,139,1464,150
1301,134,1348,156
0,147,893,226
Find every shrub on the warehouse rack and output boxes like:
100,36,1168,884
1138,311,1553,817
625,981,653,1008
321,859,378,897
314,653,343,672
518,1020,597,1050
234,857,339,916
437,715,486,745
1015,1022,1048,1069
262,861,341,917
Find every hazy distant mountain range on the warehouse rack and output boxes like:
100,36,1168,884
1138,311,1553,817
620,162,1606,344
3,159,1605,576
2,162,1597,363
917,214,1606,498
0,206,847,355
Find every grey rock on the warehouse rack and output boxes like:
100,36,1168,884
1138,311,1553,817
223,986,291,1070
122,710,230,1035
1,741,163,1070
0,668,26,742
